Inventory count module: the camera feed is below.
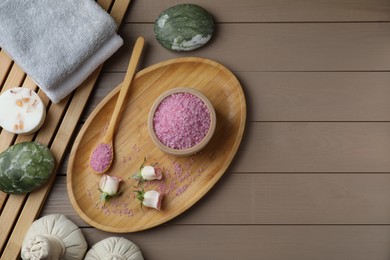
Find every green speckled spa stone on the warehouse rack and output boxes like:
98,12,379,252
154,4,214,51
0,141,55,194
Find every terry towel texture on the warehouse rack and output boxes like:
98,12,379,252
0,0,123,103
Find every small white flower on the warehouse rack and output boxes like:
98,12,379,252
98,175,122,204
135,189,163,210
140,165,163,181
133,158,163,183
143,190,163,210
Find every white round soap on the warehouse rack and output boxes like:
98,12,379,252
0,87,46,135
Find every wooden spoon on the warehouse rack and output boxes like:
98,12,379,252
89,36,145,174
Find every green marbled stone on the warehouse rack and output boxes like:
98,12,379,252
0,142,55,194
154,4,214,51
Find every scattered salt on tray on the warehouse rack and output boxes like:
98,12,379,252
153,92,211,149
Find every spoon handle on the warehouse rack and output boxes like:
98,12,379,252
105,36,145,142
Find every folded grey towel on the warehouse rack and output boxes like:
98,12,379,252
0,0,122,102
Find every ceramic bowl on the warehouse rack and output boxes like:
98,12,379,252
148,87,216,156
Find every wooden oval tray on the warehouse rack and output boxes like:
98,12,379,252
67,57,246,233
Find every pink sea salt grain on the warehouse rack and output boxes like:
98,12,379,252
90,143,113,173
153,93,211,149
176,184,189,196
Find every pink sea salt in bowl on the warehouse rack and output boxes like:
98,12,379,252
148,87,216,156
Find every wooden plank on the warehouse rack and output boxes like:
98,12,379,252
98,0,113,11
233,122,390,173
125,0,390,23
241,71,390,122
42,174,390,226
0,192,6,213
0,196,26,253
61,122,390,174
40,176,86,226
69,120,390,173
0,0,131,258
110,0,132,25
0,51,13,89
90,71,390,122
81,72,124,121
107,23,390,72
1,63,25,92
82,226,390,260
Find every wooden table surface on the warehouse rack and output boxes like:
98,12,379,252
40,0,390,259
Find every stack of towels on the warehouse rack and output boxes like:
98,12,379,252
0,0,123,103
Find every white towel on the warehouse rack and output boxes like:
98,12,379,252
0,0,123,103
44,34,122,103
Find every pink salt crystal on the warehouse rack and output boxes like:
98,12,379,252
176,184,189,196
90,143,113,173
173,161,182,177
153,93,211,149
102,206,110,215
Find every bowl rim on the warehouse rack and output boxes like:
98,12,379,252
148,87,217,156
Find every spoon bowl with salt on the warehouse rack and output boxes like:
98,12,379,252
89,36,144,174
